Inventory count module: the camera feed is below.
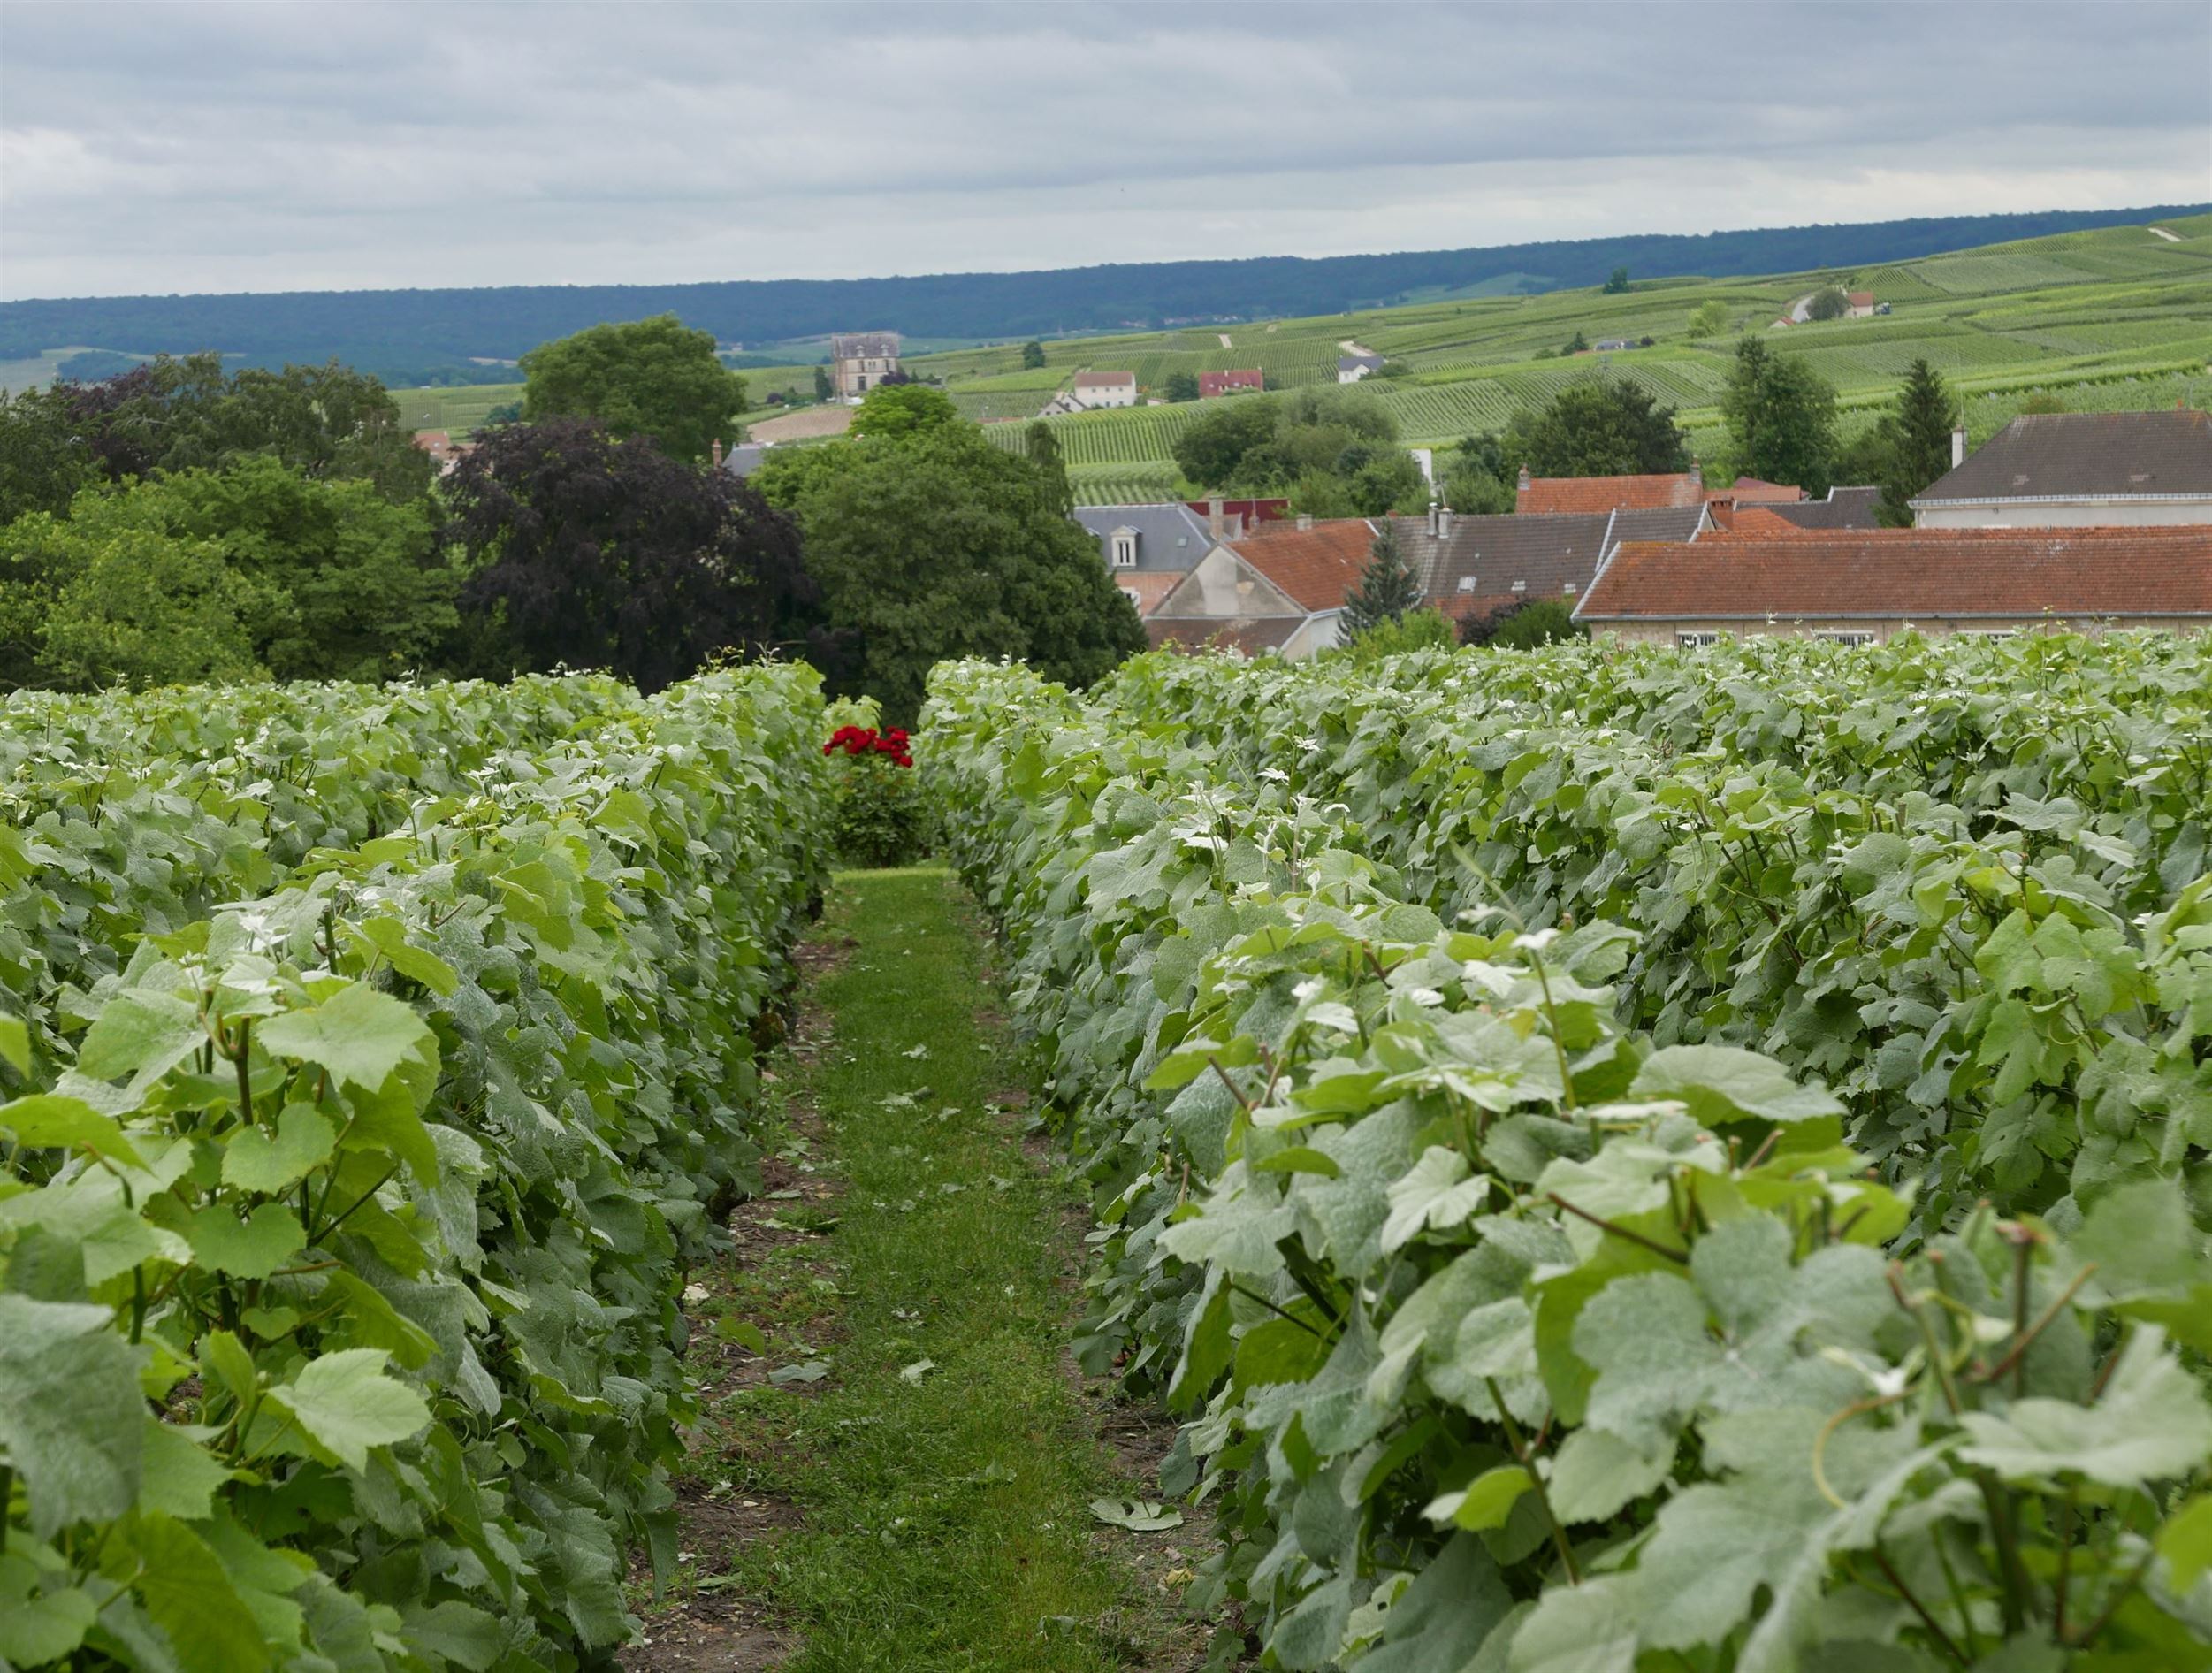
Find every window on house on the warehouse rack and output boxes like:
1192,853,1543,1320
1678,631,1721,648
1814,630,1877,647
1110,534,1137,569
1456,576,1476,593
1510,579,1527,593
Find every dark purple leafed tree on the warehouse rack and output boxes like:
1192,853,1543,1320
443,416,825,692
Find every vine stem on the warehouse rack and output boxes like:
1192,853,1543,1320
1871,1543,1970,1667
1484,1376,1579,1585
1974,1263,2096,1387
1546,1192,1688,1264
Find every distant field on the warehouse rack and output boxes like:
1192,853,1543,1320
388,383,522,432
943,218,2211,486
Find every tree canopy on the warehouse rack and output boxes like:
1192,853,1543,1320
1173,386,1420,513
1504,378,1690,478
520,314,747,464
1804,286,1852,322
776,424,1144,724
1875,356,1959,526
850,382,959,443
1720,337,1840,495
443,416,814,692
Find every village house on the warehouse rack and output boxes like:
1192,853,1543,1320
1722,485,1883,531
1911,409,2212,527
1573,525,2212,644
1069,370,1138,410
1338,355,1384,384
1072,501,1221,617
410,429,473,476
1847,290,1879,318
1145,516,1374,658
1389,502,1707,631
830,331,901,401
1200,369,1265,399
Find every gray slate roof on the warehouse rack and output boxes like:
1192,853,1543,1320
1912,409,2212,506
1339,355,1384,371
1072,502,1216,572
830,332,901,359
1389,507,1705,619
719,443,769,479
1753,485,1882,529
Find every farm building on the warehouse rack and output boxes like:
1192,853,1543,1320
1338,355,1385,383
1070,371,1138,410
1911,409,2212,527
1200,369,1265,399
1847,291,1878,317
1574,525,2212,643
830,331,901,401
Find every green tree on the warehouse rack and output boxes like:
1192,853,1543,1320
1564,330,1590,355
1805,286,1852,322
813,364,834,403
1341,524,1423,635
141,457,459,679
1463,596,1584,649
785,424,1144,723
1339,606,1454,662
0,493,276,690
0,384,95,523
1720,336,1839,495
1024,421,1073,516
1020,340,1048,371
1163,371,1201,403
850,382,959,443
1171,395,1281,487
1603,266,1630,294
1506,379,1690,477
1443,432,1515,514
520,313,747,464
1686,300,1730,338
1875,357,1959,526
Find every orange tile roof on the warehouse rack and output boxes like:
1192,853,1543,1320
1710,477,1804,505
1228,519,1377,613
1518,472,1704,515
1578,526,2212,622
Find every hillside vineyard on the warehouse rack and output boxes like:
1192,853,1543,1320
921,635,2212,1669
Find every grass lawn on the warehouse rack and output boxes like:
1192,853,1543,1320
630,868,1194,1671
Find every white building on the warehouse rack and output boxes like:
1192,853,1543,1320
1338,355,1384,384
1070,371,1138,410
831,332,901,401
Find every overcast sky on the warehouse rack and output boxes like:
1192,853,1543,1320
3,1,2208,301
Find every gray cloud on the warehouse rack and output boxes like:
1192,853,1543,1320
3,0,2207,299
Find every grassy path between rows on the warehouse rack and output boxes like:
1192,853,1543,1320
625,867,1198,1672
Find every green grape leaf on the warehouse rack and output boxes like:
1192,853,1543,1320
0,1094,145,1166
1959,1326,2212,1487
1547,1426,1673,1524
1630,1044,1845,1126
186,1202,306,1280
124,1510,273,1673
220,1104,337,1196
75,990,203,1091
2158,1493,2212,1593
257,982,435,1094
0,1294,143,1536
0,1561,97,1666
266,1348,431,1472
137,1418,233,1520
0,1012,27,1077
1426,1463,1532,1532
1380,1146,1491,1254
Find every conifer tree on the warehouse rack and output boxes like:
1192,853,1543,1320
1877,357,1958,526
1343,523,1422,634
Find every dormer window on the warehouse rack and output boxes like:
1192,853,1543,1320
1110,531,1137,569
1456,576,1476,592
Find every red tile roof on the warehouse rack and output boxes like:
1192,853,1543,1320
1519,471,1705,515
1073,371,1135,387
1228,519,1377,613
1578,527,2212,622
1200,370,1265,399
1710,477,1804,505
1847,291,1875,306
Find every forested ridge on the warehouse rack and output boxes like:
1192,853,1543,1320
4,203,2203,385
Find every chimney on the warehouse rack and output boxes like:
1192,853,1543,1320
1427,500,1440,538
1231,513,1246,539
711,438,723,469
1951,425,1966,468
1208,497,1224,539
1516,465,1532,491
1688,459,1703,490
1296,513,1314,532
